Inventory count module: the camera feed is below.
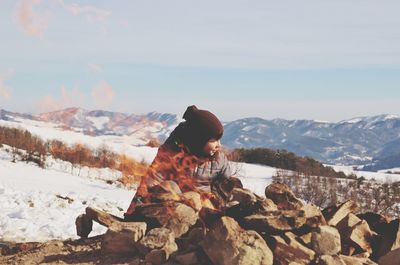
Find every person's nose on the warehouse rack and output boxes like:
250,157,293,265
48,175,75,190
216,140,221,148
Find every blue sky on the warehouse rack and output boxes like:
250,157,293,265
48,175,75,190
1,0,400,122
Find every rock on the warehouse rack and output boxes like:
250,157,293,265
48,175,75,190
270,232,315,265
346,220,377,254
243,210,307,234
181,191,202,211
173,251,198,265
335,213,363,255
317,255,346,265
187,227,206,246
151,192,182,202
311,226,341,255
225,197,278,222
199,207,224,227
378,248,400,265
75,214,93,238
299,232,312,248
357,212,390,234
135,202,198,237
101,221,147,255
145,249,170,265
231,188,258,205
323,201,358,226
0,235,144,264
352,252,370,259
0,242,43,256
202,216,273,265
85,206,124,227
336,213,362,234
211,176,244,201
265,183,304,210
137,228,178,264
375,218,400,259
257,196,279,211
302,204,327,228
339,255,377,265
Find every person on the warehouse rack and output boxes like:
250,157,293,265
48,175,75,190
124,105,235,217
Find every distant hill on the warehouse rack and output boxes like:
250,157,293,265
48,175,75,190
1,108,400,168
222,114,400,165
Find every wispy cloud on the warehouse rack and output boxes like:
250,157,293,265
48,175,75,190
0,70,15,100
91,80,115,108
14,0,48,38
36,86,86,113
87,63,103,73
59,0,111,23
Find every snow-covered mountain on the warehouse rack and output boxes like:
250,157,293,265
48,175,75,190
1,108,400,166
223,114,400,165
37,107,179,143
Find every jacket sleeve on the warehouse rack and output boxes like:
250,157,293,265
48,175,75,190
216,151,234,179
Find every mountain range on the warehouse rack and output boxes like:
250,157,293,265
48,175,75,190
1,107,400,169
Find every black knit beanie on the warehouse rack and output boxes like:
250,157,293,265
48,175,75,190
182,105,224,155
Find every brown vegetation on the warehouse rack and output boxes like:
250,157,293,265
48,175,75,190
274,172,400,218
229,148,350,179
0,125,148,185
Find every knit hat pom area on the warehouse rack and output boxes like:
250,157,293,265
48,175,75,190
183,105,198,121
182,105,224,140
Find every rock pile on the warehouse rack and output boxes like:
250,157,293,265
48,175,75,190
73,182,400,265
75,182,400,264
3,182,400,265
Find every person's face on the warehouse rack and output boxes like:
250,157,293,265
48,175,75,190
202,138,221,157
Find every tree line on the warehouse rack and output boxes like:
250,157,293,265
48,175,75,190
0,126,147,185
228,148,353,179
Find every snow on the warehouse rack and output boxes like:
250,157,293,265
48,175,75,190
328,164,400,182
234,162,276,196
242,125,255,132
0,144,277,243
0,118,158,164
340,118,362,124
313,120,331,124
378,167,400,174
0,148,134,243
383,114,399,120
87,116,110,130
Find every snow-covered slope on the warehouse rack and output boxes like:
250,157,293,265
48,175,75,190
0,148,134,242
0,115,158,164
0,144,276,243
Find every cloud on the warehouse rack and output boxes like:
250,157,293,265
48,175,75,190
15,0,48,38
0,86,11,100
59,0,111,23
0,70,15,100
87,63,103,73
35,86,86,113
35,95,60,113
91,80,115,108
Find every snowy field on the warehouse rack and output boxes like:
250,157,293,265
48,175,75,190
0,148,134,242
328,164,400,182
0,146,275,243
0,118,158,164
233,162,276,196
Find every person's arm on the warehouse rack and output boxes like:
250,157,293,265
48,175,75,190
216,151,234,179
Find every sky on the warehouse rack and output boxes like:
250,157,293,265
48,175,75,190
0,0,400,122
